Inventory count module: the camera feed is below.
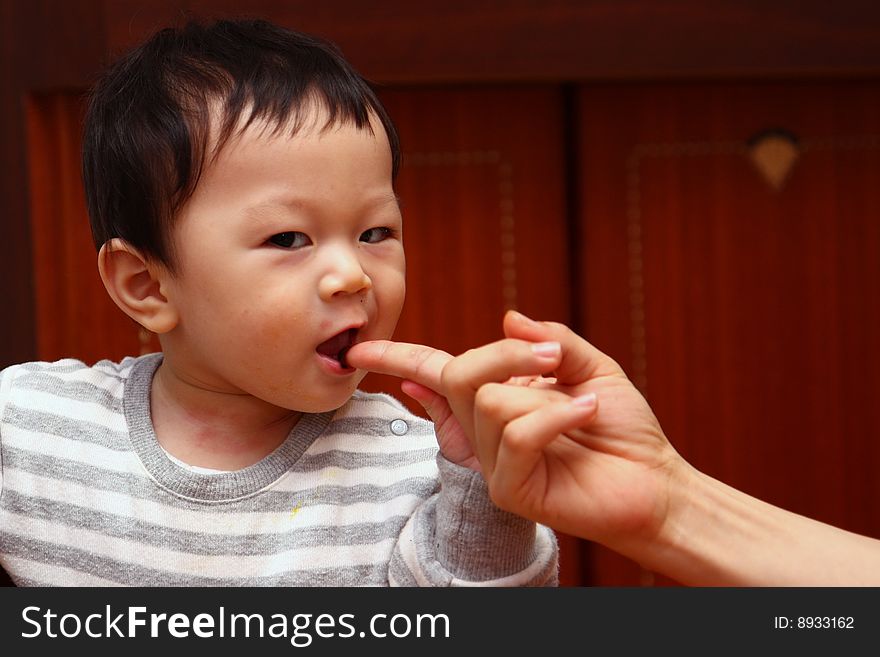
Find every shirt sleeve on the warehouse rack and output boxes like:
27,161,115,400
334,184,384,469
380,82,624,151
388,453,559,586
0,365,18,500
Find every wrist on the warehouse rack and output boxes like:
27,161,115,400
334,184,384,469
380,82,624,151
605,453,709,581
622,459,789,585
642,461,724,583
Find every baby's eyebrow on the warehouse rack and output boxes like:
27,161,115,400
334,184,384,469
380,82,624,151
247,196,306,212
243,193,402,223
366,192,403,215
379,193,402,210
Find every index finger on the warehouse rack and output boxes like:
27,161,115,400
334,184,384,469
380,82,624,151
345,340,453,393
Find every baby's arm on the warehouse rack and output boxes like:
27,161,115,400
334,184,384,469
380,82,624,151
0,365,17,499
388,453,557,586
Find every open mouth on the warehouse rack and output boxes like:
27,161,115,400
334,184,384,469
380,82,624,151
315,328,358,370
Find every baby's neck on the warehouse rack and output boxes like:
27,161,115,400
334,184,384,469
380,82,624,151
149,361,302,471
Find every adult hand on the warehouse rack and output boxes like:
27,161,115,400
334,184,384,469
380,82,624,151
352,313,880,585
472,312,683,549
345,312,576,472
347,311,684,551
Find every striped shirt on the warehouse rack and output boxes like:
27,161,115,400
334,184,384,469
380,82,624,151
0,353,557,586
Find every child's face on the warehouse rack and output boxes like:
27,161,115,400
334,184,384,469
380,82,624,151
160,108,405,412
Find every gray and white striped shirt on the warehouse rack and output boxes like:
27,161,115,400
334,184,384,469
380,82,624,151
0,353,557,586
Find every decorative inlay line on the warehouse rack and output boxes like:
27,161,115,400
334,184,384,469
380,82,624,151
626,135,880,395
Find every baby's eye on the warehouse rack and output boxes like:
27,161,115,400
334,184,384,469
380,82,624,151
268,232,311,249
360,227,393,244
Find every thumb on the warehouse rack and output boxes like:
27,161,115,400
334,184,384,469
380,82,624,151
502,310,622,383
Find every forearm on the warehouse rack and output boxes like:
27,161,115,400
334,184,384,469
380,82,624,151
389,454,558,586
626,461,880,586
433,456,556,583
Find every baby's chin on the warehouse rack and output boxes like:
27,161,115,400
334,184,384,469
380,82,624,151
265,372,367,414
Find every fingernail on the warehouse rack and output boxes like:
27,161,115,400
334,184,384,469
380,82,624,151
572,392,597,409
531,341,561,358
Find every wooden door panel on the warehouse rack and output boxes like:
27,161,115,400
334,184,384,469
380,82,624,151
577,81,880,585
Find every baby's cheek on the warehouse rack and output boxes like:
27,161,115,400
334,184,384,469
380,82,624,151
242,303,305,343
248,321,297,353
378,274,406,328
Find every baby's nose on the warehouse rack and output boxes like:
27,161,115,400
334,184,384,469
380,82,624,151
319,253,372,299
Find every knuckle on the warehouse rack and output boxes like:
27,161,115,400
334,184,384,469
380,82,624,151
501,422,530,453
544,321,568,336
440,358,464,391
410,347,433,377
474,383,505,416
500,339,524,361
442,349,477,392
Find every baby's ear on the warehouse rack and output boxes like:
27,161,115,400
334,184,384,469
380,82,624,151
97,238,179,334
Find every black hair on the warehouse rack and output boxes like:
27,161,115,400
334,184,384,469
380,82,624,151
82,18,400,272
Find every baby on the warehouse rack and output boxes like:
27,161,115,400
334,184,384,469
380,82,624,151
0,18,557,586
